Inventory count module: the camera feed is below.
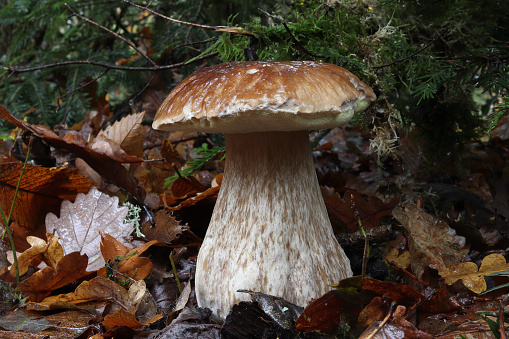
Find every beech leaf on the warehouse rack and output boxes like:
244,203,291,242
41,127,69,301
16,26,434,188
439,253,509,294
97,112,145,158
46,187,134,271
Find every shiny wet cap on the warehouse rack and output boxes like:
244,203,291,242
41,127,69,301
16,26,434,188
153,61,376,133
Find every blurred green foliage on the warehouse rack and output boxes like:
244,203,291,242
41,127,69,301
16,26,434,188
1,0,508,169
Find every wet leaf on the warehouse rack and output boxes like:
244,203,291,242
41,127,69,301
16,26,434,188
392,203,469,279
97,112,145,158
0,105,143,200
322,189,399,231
439,253,509,293
0,163,94,250
296,277,363,334
17,252,89,302
359,305,433,339
46,187,134,271
97,233,157,281
102,308,162,331
360,277,424,306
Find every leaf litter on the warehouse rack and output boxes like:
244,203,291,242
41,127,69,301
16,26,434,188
0,86,508,338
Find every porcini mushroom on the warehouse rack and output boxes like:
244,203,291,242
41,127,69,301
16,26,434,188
153,61,376,318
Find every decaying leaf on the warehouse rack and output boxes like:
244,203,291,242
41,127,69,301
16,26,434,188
322,188,399,231
46,187,134,271
0,105,143,200
439,253,509,294
17,252,89,302
0,163,95,250
97,233,157,281
296,277,363,334
392,203,469,279
359,305,433,339
102,309,162,331
29,276,145,313
97,112,145,158
10,234,64,277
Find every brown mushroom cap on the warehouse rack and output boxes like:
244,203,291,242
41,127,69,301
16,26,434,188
152,61,376,133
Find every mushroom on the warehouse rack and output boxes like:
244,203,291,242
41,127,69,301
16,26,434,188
153,61,376,318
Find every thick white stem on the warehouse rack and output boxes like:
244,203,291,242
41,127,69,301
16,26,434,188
195,130,352,318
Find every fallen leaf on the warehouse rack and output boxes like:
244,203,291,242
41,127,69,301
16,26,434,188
46,187,134,271
359,305,433,339
439,253,509,293
97,233,157,281
296,277,363,334
322,189,399,231
392,203,469,279
360,277,424,306
0,105,143,200
17,252,89,302
0,163,95,250
102,309,162,331
29,276,146,314
97,112,145,158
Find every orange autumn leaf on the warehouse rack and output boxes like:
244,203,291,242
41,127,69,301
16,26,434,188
17,252,89,302
102,309,162,331
97,233,157,281
439,253,509,294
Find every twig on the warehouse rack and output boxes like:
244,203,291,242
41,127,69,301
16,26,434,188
282,22,325,59
56,69,110,111
5,53,218,74
65,3,157,67
123,0,221,31
372,28,448,69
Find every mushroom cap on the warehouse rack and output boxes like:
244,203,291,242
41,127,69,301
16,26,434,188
153,61,376,133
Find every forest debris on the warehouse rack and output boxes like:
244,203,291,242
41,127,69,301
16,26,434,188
97,233,158,282
322,188,399,231
46,187,134,271
17,252,89,302
439,253,509,293
97,111,145,158
0,163,95,250
392,203,469,279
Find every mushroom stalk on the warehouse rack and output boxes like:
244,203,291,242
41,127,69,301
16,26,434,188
195,130,353,319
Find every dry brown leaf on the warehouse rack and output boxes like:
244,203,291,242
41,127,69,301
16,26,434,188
439,253,509,293
29,276,147,314
102,308,162,331
0,105,143,200
0,163,95,250
46,187,134,271
11,236,47,277
322,189,399,231
97,233,157,281
98,112,145,158
17,252,89,302
392,204,469,279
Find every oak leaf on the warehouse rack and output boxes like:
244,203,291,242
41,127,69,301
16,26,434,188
97,233,157,281
46,187,134,271
17,252,89,302
439,253,509,294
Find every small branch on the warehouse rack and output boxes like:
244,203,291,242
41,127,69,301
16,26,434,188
123,0,221,31
282,22,325,59
65,3,157,67
5,52,218,74
56,69,110,111
372,28,447,69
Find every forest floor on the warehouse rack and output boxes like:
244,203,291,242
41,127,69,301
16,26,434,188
0,98,508,338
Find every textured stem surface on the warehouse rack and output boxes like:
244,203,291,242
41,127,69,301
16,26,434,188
195,130,352,318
